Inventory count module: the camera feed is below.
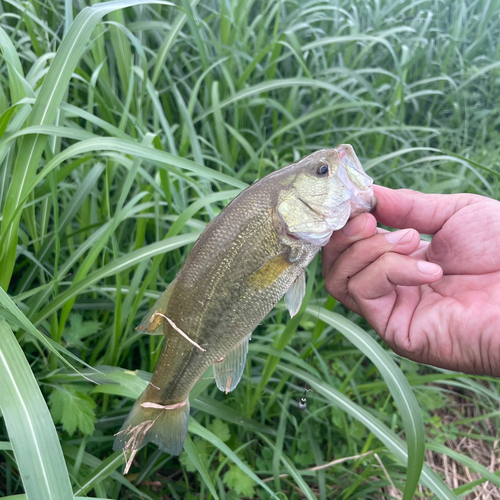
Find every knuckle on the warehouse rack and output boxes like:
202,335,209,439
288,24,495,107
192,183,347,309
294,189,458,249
325,280,345,302
324,276,340,299
346,274,361,297
379,251,400,267
325,273,351,304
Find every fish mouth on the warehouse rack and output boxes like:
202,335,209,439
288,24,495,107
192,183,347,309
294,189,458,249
299,187,376,221
350,191,377,216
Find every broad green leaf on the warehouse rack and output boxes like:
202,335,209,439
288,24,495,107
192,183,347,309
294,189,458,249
49,385,97,436
223,463,256,498
208,418,231,443
62,314,102,350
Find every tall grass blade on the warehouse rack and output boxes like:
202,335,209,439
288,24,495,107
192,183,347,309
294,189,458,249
189,418,280,500
276,361,458,500
305,306,424,500
32,232,200,324
0,319,73,500
184,435,220,500
0,0,175,289
0,288,97,372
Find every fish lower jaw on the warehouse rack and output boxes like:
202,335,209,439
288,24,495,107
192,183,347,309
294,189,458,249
350,193,377,215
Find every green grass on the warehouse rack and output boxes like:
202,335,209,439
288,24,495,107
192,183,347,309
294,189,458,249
1,0,500,498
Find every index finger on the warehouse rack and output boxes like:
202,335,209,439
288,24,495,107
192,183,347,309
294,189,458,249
373,185,483,234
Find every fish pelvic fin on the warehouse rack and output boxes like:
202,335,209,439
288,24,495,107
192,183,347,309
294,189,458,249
113,390,189,469
214,334,250,394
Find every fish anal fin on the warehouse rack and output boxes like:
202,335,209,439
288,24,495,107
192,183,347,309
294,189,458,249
284,271,306,317
214,334,251,394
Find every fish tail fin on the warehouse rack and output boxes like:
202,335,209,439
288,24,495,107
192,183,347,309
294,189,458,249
113,389,189,468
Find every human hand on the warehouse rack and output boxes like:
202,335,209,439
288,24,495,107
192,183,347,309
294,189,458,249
322,185,500,376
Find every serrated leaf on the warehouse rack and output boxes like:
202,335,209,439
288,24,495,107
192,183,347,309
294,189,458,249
49,385,96,436
63,314,102,348
179,437,209,472
208,418,231,443
223,463,256,498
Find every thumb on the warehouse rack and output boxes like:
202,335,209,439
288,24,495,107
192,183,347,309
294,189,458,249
372,185,483,234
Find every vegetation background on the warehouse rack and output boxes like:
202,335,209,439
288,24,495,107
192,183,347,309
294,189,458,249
0,0,499,499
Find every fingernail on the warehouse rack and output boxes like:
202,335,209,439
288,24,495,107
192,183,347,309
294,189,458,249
343,214,368,236
385,229,413,245
417,260,441,276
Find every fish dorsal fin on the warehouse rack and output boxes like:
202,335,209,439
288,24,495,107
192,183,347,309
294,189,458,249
136,280,176,335
285,271,306,317
214,334,251,394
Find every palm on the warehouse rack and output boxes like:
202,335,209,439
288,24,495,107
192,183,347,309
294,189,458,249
323,188,500,376
390,200,500,374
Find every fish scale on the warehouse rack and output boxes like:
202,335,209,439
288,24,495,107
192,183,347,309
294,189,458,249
114,145,376,466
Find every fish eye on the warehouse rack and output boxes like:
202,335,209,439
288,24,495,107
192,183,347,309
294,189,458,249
316,163,329,175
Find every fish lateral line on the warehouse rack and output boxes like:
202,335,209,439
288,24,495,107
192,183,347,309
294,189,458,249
150,312,206,352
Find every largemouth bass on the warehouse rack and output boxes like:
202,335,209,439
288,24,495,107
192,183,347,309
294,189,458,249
114,145,376,463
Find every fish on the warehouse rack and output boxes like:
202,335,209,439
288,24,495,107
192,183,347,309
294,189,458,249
113,144,376,467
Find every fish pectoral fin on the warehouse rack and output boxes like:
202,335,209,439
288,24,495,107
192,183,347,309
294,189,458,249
284,271,306,317
213,334,251,394
136,281,176,335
